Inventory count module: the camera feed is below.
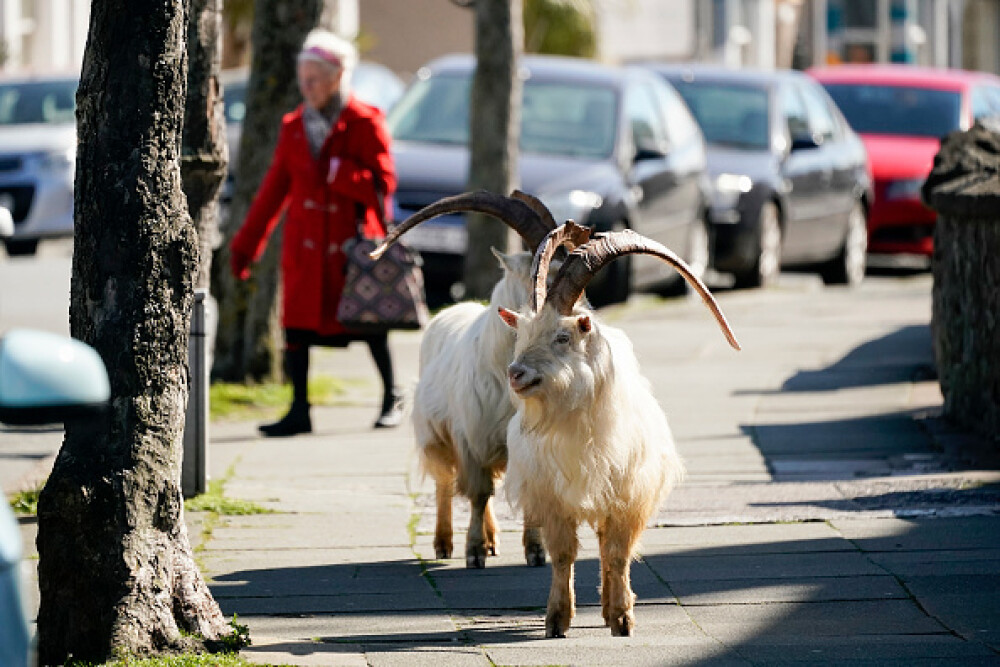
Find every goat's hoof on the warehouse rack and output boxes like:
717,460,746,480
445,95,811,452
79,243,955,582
525,543,546,567
609,613,633,637
465,545,487,568
544,612,570,638
433,540,453,559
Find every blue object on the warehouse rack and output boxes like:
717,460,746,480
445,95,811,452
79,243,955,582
0,328,110,424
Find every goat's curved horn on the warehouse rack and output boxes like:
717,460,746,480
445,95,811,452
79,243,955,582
370,190,554,260
511,190,558,232
529,221,592,312
548,230,741,351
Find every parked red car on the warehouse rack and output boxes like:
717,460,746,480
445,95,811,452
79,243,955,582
809,65,1000,257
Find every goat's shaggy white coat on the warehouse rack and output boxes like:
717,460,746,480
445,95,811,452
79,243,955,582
501,304,685,637
414,251,545,567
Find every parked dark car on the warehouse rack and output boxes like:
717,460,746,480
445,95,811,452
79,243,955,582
649,64,872,288
386,54,712,306
810,64,1000,258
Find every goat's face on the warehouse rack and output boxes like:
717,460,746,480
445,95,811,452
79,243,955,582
498,305,601,408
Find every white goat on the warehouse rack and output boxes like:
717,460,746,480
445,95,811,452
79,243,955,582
372,191,587,568
497,222,741,637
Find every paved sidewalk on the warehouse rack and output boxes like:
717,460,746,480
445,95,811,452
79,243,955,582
10,272,1000,665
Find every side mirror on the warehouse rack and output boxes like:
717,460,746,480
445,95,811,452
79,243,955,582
0,329,110,426
0,206,12,239
790,133,822,151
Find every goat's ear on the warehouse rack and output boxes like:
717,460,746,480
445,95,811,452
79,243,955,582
498,306,520,329
576,315,592,334
490,246,508,270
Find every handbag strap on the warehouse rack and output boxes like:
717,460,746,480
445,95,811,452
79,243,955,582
355,177,387,241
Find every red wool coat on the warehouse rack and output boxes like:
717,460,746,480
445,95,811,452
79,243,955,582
231,96,396,335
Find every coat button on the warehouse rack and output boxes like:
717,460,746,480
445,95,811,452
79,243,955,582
303,239,315,250
328,243,339,254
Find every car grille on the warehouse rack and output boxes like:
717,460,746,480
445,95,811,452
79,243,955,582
0,156,23,173
871,224,934,243
0,185,36,223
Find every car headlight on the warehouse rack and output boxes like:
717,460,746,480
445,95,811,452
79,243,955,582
883,178,924,201
539,189,603,225
712,173,752,210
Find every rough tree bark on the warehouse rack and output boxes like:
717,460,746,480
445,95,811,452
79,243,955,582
922,122,1000,444
462,0,523,299
35,0,230,662
184,0,228,289
212,1,343,382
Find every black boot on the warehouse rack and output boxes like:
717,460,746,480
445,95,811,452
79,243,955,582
259,399,312,437
260,345,312,437
374,389,403,429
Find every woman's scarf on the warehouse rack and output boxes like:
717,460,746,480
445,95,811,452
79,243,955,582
303,90,346,158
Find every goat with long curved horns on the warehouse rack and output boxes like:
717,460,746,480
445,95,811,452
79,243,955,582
498,225,739,637
371,191,587,568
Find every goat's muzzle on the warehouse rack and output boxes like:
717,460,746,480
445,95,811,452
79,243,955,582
508,362,542,396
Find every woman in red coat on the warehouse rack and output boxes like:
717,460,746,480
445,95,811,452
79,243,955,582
230,29,401,436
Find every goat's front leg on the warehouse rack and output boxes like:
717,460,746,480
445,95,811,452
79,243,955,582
522,510,546,567
465,470,495,568
433,478,454,559
484,497,498,556
542,512,579,638
597,515,640,636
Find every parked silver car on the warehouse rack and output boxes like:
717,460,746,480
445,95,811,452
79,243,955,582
0,76,78,256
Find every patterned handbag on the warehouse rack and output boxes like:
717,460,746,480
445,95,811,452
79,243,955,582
336,233,429,332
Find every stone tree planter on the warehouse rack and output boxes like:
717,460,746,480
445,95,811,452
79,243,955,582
922,122,1000,444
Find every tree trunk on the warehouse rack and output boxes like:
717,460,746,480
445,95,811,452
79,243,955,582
35,0,230,662
462,0,523,299
184,0,227,290
211,0,343,382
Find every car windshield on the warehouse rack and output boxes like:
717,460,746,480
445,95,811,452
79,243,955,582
0,79,77,125
387,73,618,159
668,81,770,150
821,83,961,137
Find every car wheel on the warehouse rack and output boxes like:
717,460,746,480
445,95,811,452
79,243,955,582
661,214,710,297
4,239,38,256
734,201,781,289
821,202,867,287
587,220,630,307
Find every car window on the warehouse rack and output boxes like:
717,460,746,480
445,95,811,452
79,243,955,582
0,79,77,125
388,72,617,159
671,80,770,150
388,73,471,145
652,81,701,149
972,84,1000,121
779,82,810,140
625,82,668,155
799,82,838,142
821,83,962,137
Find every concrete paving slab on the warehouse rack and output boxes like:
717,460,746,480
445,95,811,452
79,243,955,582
363,645,490,667
218,589,446,615
639,521,847,552
831,516,1000,551
644,550,883,582
242,637,367,666
243,611,459,643
730,634,998,664
687,599,947,639
670,574,908,605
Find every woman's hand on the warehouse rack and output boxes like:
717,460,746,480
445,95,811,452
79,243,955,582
230,247,252,281
327,157,341,183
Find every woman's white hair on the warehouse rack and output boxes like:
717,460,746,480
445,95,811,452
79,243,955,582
297,29,358,77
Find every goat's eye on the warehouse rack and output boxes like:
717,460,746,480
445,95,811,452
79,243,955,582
554,331,571,345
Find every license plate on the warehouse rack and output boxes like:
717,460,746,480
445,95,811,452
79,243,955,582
404,223,468,254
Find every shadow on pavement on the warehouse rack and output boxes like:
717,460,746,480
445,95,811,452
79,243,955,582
213,517,1000,663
